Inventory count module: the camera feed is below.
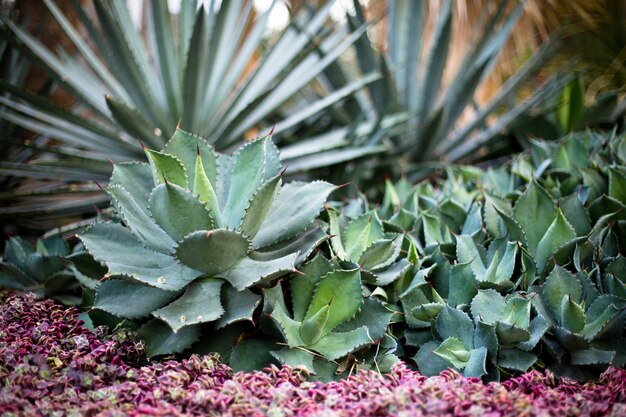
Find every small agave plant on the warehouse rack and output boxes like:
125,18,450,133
531,266,626,378
0,236,86,305
327,206,413,286
259,253,397,379
413,288,549,380
79,130,336,356
219,200,414,379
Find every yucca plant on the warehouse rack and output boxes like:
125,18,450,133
78,130,337,357
311,0,574,185
0,2,81,236
0,0,379,232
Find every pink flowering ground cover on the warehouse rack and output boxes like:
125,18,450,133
1,293,625,417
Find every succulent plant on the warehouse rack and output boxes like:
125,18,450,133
530,266,626,378
374,131,626,380
0,235,83,305
191,203,409,378
260,253,397,379
78,130,336,356
327,207,412,286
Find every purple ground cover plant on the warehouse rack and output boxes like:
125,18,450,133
1,292,625,416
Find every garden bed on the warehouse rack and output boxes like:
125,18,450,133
2,293,624,417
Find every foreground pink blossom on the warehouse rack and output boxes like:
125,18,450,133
1,293,625,416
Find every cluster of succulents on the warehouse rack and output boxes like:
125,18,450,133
1,130,625,382
0,235,102,306
2,292,625,416
376,130,626,381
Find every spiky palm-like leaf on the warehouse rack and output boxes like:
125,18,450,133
316,0,573,184
0,0,379,229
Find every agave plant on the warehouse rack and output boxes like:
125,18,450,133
530,266,626,376
257,202,417,378
0,0,379,231
326,207,412,285
78,130,336,356
411,275,550,380
0,235,85,305
261,254,397,378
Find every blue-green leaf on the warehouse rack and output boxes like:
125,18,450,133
79,222,201,291
145,149,188,188
304,269,363,337
149,183,214,241
513,181,556,252
253,181,335,249
138,319,200,357
153,278,224,332
434,337,470,369
535,208,576,272
106,184,175,253
95,279,179,319
435,306,474,350
174,229,250,275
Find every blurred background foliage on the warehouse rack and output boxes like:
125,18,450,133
0,0,624,242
